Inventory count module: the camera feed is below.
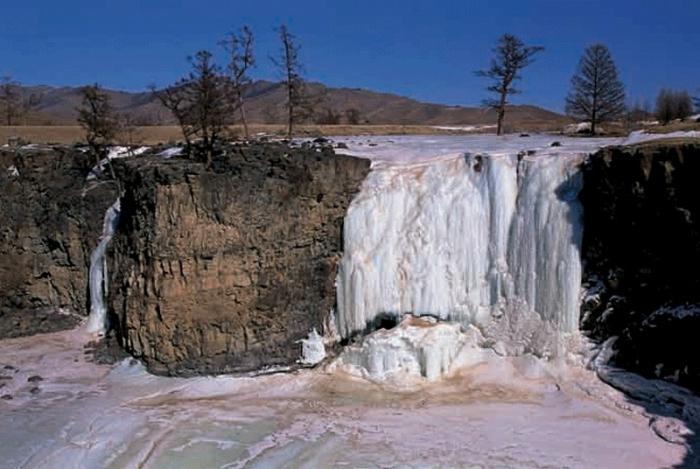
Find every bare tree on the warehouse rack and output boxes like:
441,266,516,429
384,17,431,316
77,84,119,161
20,91,42,125
77,84,123,188
272,25,315,138
565,44,626,135
262,105,279,124
676,90,693,120
476,34,543,136
655,89,693,124
155,51,234,166
220,26,255,139
119,112,142,148
0,77,21,126
0,77,41,126
345,108,361,125
315,107,341,125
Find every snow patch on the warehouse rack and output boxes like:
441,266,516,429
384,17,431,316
158,146,184,159
86,146,149,180
623,130,700,146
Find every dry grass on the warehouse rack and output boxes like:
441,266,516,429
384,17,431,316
0,122,571,146
644,120,700,134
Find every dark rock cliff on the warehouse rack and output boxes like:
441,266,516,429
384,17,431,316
108,144,370,376
0,147,118,338
581,141,700,392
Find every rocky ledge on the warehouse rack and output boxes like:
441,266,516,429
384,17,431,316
108,143,370,376
0,146,118,338
581,140,700,392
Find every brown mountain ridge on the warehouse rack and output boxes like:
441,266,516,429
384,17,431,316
16,81,569,128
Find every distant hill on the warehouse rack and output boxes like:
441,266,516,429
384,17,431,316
16,81,569,128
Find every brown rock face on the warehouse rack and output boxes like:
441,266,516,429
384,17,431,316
109,144,370,376
0,147,118,338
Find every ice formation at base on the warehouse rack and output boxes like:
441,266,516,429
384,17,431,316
299,329,327,366
332,316,490,381
336,144,588,360
86,199,121,335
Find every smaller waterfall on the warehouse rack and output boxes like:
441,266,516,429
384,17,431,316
86,199,121,335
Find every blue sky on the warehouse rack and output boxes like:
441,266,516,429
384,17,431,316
1,0,698,111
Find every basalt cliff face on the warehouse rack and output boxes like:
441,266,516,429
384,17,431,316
581,141,700,392
0,147,118,338
108,144,370,375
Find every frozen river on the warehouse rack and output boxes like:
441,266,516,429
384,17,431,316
0,328,688,468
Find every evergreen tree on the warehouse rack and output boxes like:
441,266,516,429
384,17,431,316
565,44,626,135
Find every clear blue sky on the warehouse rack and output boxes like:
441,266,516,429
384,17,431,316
1,0,698,111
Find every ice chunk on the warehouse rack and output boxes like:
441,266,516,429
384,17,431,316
299,329,326,366
333,316,489,381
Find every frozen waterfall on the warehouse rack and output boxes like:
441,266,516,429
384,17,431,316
335,137,594,360
86,199,121,335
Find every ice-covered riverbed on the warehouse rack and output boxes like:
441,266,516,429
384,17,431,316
0,327,689,468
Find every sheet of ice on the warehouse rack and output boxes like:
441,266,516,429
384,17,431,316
86,199,121,335
336,137,599,358
0,329,689,468
332,134,622,165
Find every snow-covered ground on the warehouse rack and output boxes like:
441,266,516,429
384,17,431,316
0,327,691,468
332,134,622,165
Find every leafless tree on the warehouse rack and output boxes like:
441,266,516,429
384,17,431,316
315,107,341,125
0,77,21,126
0,77,42,126
220,26,255,139
272,25,315,138
655,89,693,124
565,44,626,135
476,34,543,136
262,105,279,124
119,112,142,148
77,84,122,187
345,108,361,125
77,84,119,160
155,50,235,166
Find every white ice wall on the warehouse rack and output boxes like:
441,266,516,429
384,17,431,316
336,151,585,357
